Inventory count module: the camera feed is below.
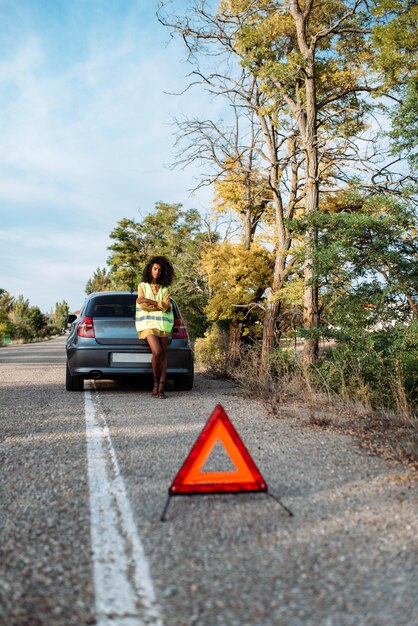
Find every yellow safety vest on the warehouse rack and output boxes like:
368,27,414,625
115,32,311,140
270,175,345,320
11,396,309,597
135,282,174,334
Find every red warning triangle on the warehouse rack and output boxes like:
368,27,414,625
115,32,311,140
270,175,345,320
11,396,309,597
169,404,267,494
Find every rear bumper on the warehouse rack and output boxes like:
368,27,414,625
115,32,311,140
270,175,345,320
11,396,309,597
67,345,193,378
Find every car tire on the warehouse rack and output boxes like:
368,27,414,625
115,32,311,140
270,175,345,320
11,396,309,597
66,362,84,391
173,370,194,391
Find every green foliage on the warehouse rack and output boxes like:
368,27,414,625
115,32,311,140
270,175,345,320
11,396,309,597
371,1,418,168
280,189,418,413
315,321,418,412
266,346,299,377
0,289,56,342
301,191,417,412
106,217,144,290
106,202,212,337
11,295,30,320
388,79,418,169
28,307,48,333
0,290,14,340
54,301,70,330
0,321,11,342
85,267,113,295
9,296,35,341
372,1,418,88
293,192,418,323
0,289,14,314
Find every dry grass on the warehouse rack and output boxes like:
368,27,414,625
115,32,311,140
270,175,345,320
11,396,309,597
228,349,418,472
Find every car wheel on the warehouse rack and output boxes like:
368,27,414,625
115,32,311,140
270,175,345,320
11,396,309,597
66,362,84,391
173,371,194,391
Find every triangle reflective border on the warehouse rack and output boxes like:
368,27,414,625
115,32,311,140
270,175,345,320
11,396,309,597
169,403,267,494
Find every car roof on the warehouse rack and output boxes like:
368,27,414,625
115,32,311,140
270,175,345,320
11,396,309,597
84,291,178,306
87,291,136,297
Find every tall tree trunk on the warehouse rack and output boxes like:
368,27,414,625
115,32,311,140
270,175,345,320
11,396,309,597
258,108,288,364
261,295,281,364
301,54,320,363
303,139,319,363
288,1,320,364
261,191,286,362
303,219,319,363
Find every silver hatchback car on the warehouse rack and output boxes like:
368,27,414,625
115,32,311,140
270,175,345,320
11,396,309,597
65,291,194,391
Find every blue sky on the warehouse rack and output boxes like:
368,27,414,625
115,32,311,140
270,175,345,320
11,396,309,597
0,0,215,313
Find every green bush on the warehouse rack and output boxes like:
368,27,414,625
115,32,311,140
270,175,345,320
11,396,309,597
315,320,417,413
0,321,14,343
267,347,300,377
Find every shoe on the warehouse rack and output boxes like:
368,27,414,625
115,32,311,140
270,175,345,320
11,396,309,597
158,381,167,399
151,381,159,398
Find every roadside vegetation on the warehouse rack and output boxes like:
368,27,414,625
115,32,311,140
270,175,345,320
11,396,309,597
0,290,69,344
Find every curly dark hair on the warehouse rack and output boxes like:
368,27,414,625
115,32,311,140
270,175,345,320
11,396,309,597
142,256,174,287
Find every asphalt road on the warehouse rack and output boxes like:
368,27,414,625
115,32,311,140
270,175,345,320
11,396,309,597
0,337,417,626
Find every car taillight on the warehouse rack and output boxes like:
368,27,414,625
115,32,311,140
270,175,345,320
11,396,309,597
76,315,95,338
172,318,188,339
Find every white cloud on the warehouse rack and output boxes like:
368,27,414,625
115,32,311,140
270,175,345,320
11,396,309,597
0,7,216,312
0,34,213,214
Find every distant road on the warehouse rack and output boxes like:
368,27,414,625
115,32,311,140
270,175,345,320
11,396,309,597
0,336,67,366
1,336,417,626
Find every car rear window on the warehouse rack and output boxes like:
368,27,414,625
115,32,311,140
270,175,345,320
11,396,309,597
86,295,136,318
86,294,179,318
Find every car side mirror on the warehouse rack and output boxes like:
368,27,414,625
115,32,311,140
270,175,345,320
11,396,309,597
66,314,77,324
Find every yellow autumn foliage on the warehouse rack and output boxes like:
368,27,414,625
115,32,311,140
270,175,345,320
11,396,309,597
213,158,272,216
271,277,304,306
201,242,273,322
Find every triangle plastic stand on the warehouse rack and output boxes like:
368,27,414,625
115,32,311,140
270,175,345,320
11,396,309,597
160,404,293,521
169,403,267,495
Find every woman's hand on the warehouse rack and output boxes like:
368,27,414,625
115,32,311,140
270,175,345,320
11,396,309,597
137,297,158,308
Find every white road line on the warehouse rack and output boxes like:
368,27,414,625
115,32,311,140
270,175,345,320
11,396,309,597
85,389,163,626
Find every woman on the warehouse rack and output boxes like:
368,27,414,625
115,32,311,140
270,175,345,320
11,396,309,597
135,256,174,399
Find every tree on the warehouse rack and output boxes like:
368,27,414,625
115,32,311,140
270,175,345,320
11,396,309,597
160,0,415,367
106,217,145,290
313,192,418,322
27,307,48,334
8,295,32,340
85,267,113,295
159,0,406,364
0,289,14,320
372,1,418,169
170,80,273,250
107,202,212,337
0,289,15,342
200,241,273,361
388,80,418,170
305,190,418,412
55,301,70,330
158,2,306,361
213,163,272,249
223,0,387,362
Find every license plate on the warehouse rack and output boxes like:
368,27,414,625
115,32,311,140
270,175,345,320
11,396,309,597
111,352,152,364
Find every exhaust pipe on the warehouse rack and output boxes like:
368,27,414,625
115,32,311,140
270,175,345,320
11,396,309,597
89,370,102,379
